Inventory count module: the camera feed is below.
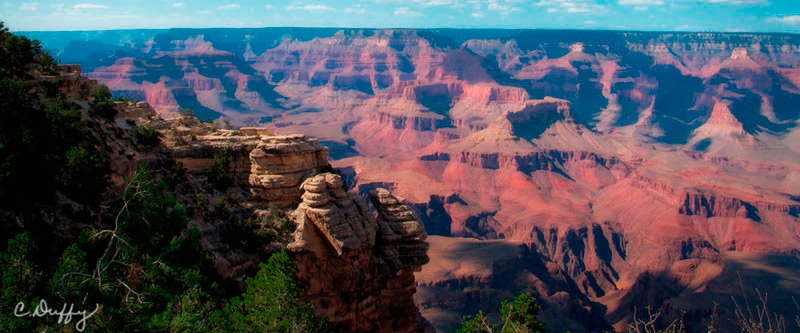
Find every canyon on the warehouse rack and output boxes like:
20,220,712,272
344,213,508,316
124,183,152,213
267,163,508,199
24,28,800,331
111,96,433,331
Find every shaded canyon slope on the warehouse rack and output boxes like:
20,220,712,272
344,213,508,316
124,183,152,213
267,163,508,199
28,28,800,331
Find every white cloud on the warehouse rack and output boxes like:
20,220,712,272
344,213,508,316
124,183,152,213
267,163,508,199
19,2,38,11
265,4,274,10
487,0,520,15
394,6,423,16
472,11,484,17
416,0,454,6
172,2,183,8
74,3,109,9
634,5,649,10
769,15,800,24
705,0,768,4
287,4,333,11
361,0,463,8
618,0,663,5
285,4,365,14
359,0,526,13
197,10,210,14
536,0,607,14
343,7,367,13
218,4,239,9
616,0,765,5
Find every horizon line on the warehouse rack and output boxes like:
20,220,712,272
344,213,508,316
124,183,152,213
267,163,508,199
15,26,800,37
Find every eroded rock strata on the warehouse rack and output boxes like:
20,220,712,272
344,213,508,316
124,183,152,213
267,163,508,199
288,173,429,332
167,132,431,331
12,61,431,332
39,28,800,331
248,135,330,206
168,133,329,205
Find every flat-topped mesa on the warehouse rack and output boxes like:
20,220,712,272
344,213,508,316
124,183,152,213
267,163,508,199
288,173,430,332
248,135,329,206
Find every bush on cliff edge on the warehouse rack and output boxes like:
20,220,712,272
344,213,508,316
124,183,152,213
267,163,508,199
216,250,331,332
459,292,545,333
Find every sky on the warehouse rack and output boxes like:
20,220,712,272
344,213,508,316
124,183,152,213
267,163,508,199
1,0,800,33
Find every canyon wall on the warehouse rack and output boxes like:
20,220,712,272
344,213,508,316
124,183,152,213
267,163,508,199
41,28,800,331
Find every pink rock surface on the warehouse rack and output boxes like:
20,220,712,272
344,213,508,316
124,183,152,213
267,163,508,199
68,29,800,331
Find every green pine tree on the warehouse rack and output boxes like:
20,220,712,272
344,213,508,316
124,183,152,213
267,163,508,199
0,232,43,331
459,293,545,333
219,250,331,332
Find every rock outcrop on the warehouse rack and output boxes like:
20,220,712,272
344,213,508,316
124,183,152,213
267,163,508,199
31,64,98,101
248,135,329,206
289,173,429,332
168,132,329,207
289,173,377,255
168,133,259,175
163,129,431,330
370,188,430,274
692,100,747,137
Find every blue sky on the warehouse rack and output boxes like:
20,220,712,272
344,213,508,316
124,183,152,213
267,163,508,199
1,0,800,33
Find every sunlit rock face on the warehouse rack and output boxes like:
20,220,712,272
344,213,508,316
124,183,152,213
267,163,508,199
165,131,431,331
289,173,429,332
38,28,800,331
167,133,329,207
248,135,329,206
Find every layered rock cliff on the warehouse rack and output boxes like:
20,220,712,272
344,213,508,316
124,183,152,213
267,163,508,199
2,54,433,332
34,28,800,331
288,175,429,331
160,128,431,331
248,135,330,206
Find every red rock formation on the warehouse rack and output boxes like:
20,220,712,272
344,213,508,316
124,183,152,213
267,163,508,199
702,101,745,134
163,130,432,330
289,174,429,332
57,28,800,331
